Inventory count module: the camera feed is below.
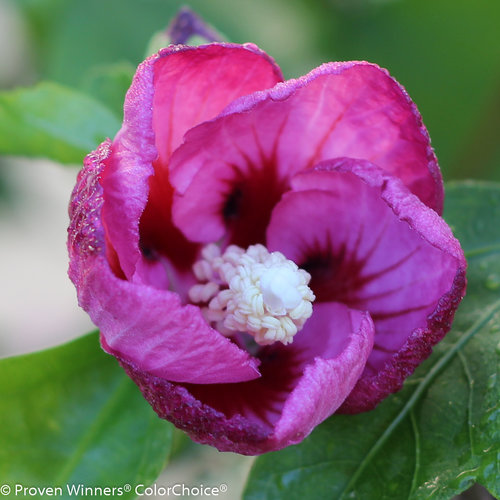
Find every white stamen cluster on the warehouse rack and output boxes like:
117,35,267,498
189,243,315,345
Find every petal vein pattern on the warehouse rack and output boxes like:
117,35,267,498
68,43,466,454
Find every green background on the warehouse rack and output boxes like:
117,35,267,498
9,0,500,182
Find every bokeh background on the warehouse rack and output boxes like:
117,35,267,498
0,0,498,498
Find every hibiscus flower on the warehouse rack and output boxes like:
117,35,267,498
68,42,466,455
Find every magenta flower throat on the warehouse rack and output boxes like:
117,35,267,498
68,43,466,455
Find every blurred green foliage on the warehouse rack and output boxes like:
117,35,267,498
9,0,500,181
0,82,120,163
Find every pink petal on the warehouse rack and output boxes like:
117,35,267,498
269,303,374,448
116,302,374,455
266,159,466,412
101,44,283,284
68,141,260,384
170,61,442,247
152,43,283,167
91,261,260,384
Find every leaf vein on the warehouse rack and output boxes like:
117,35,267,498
458,350,476,457
464,243,500,259
409,409,420,499
53,375,130,485
337,298,500,499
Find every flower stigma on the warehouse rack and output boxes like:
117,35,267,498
189,243,315,345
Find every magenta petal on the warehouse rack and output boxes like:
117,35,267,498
222,61,443,212
170,61,442,248
268,303,374,448
152,43,283,166
90,260,261,384
68,142,260,384
101,43,283,282
266,158,466,412
116,302,374,454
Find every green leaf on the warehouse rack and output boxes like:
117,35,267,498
80,62,135,121
0,82,120,164
244,181,500,500
0,331,172,496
